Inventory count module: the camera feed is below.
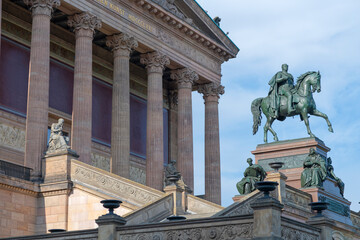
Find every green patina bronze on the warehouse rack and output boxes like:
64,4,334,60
301,149,327,188
252,64,333,143
236,158,267,195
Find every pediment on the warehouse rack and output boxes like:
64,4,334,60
149,0,239,57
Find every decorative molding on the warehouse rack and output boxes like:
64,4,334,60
281,226,320,240
71,163,162,205
23,0,60,17
67,12,102,37
285,188,311,210
197,83,225,99
140,51,170,73
119,223,253,240
127,0,234,61
0,123,25,152
129,165,146,185
106,33,138,57
91,153,110,172
0,182,38,197
171,68,199,89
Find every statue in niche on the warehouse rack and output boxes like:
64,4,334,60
164,159,181,186
301,149,327,188
236,158,267,195
46,118,70,154
327,157,345,197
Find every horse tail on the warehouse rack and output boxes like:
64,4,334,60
251,98,263,135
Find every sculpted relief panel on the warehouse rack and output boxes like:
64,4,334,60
0,123,25,152
281,226,320,240
130,165,146,185
91,153,110,172
71,162,162,205
119,223,253,240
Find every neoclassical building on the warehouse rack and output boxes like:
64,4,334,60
0,0,239,237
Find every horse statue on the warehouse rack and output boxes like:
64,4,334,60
251,70,333,143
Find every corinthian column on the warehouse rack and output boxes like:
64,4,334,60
106,33,138,177
170,68,198,191
23,0,60,180
140,52,170,191
198,83,224,205
67,12,101,164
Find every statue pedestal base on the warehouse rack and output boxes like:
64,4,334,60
251,137,330,189
251,137,352,225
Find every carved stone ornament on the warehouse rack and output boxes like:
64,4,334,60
197,82,225,99
67,12,102,35
106,33,138,57
0,123,25,151
281,226,319,240
168,90,178,110
171,68,199,89
150,0,197,28
23,0,60,17
140,51,170,73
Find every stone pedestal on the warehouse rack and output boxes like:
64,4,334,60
96,214,126,240
252,137,330,189
307,216,335,240
251,197,284,240
266,171,287,203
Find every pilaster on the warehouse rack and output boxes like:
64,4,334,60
170,68,198,191
106,33,138,178
23,0,60,180
140,51,170,191
67,12,101,164
198,82,224,205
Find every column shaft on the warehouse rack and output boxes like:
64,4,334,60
106,33,138,177
198,83,224,205
140,52,169,191
68,13,101,164
204,96,221,204
24,0,60,179
71,30,93,163
171,68,198,191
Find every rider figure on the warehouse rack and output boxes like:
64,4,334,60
268,64,296,117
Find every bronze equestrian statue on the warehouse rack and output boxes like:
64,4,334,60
252,64,333,143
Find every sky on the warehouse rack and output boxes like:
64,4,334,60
191,0,360,210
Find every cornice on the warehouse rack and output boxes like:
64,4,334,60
128,0,234,61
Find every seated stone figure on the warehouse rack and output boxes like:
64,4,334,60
327,157,345,197
236,158,267,195
301,149,327,188
164,159,181,186
47,118,70,154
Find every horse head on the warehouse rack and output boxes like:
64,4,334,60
309,71,321,93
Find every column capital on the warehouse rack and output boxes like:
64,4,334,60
140,51,170,74
197,83,225,102
106,33,138,58
67,12,102,38
171,68,199,89
23,0,60,17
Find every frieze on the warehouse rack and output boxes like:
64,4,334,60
157,29,221,74
285,188,311,209
71,163,161,205
351,213,360,229
281,226,319,240
119,223,253,240
318,196,350,217
0,123,25,152
91,153,110,172
129,165,146,185
258,154,309,172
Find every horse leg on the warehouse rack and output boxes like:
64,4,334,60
311,109,334,133
263,117,269,143
267,117,279,141
264,117,278,142
301,111,316,138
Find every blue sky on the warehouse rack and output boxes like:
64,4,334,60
191,0,360,210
